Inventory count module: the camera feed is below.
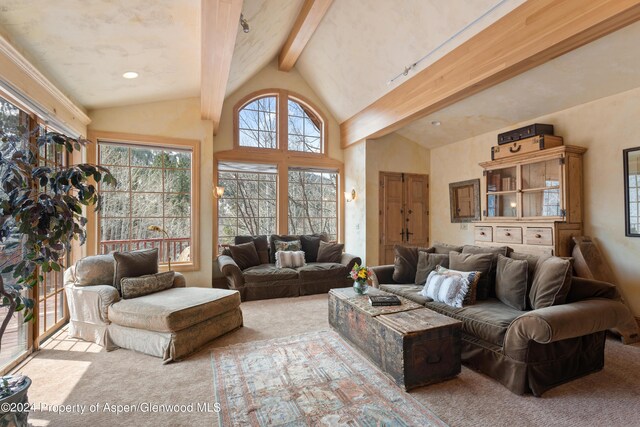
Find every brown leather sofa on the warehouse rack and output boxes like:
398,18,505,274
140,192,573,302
218,234,361,301
371,254,632,396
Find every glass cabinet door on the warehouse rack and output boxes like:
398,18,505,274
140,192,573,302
521,159,562,217
486,166,517,218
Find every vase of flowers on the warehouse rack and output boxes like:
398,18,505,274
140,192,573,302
350,264,373,295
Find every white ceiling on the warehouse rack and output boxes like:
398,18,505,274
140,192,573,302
295,0,526,122
0,0,200,110
394,19,640,149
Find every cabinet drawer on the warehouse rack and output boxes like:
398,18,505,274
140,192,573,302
526,227,553,246
474,226,493,242
495,227,522,244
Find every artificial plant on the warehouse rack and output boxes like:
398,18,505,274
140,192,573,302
0,125,115,352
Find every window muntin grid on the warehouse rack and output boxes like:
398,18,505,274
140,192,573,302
98,142,193,264
217,165,277,250
288,168,338,241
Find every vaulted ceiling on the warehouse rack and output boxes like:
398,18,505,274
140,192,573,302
1,0,640,148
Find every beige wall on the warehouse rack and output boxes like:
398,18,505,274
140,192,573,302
365,134,430,264
89,98,213,287
344,141,366,260
430,86,640,316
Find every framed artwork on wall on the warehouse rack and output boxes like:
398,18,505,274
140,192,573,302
624,147,640,237
449,179,481,223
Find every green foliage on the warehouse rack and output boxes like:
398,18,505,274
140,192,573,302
0,125,115,347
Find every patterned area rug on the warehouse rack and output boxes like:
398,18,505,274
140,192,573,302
211,330,447,426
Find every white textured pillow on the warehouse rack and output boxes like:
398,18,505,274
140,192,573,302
420,266,477,308
275,250,305,268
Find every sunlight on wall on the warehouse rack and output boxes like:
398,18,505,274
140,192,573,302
430,86,640,316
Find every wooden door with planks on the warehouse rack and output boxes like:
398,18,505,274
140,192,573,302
379,172,429,265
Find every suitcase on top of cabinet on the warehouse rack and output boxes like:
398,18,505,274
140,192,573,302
497,123,554,144
491,135,563,161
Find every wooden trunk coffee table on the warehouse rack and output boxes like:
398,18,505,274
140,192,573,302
328,287,462,391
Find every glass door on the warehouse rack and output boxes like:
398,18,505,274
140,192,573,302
0,97,32,371
485,166,518,218
521,159,563,218
35,125,68,346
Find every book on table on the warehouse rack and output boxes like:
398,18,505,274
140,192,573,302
368,295,401,306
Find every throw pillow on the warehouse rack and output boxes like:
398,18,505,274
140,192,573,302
274,239,302,252
74,254,115,286
430,242,464,254
461,245,509,299
229,241,261,270
420,265,480,308
113,248,159,294
299,233,329,263
495,254,528,310
317,241,344,263
234,235,270,264
449,251,494,300
529,256,573,309
415,252,449,286
120,271,175,299
275,250,306,268
392,245,434,284
509,252,549,292
269,234,300,263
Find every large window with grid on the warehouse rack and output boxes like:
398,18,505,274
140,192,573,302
217,162,277,250
288,168,338,241
98,141,195,266
219,89,341,252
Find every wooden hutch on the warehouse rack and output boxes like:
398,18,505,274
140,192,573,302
474,145,587,257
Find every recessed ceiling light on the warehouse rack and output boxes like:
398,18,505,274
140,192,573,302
431,120,441,126
122,71,139,79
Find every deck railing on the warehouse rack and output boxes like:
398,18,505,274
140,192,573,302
100,238,191,262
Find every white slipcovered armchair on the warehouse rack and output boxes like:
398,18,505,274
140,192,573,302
64,254,243,362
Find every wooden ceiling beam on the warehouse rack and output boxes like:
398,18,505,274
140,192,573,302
201,0,243,133
278,0,333,72
340,0,640,148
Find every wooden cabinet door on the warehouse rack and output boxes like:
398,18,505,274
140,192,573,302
379,172,429,265
405,174,429,247
379,173,405,265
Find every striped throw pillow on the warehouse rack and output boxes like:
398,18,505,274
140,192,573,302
420,266,479,308
275,250,306,268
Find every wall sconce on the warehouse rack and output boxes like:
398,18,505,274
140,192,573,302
214,186,225,199
344,189,357,203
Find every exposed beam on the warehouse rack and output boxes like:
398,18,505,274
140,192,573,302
341,0,640,147
278,0,333,72
201,0,243,133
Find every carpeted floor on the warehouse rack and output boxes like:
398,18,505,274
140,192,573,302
16,294,640,427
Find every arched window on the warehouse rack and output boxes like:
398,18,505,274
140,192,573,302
234,90,326,154
219,89,339,253
237,95,277,149
287,98,322,153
